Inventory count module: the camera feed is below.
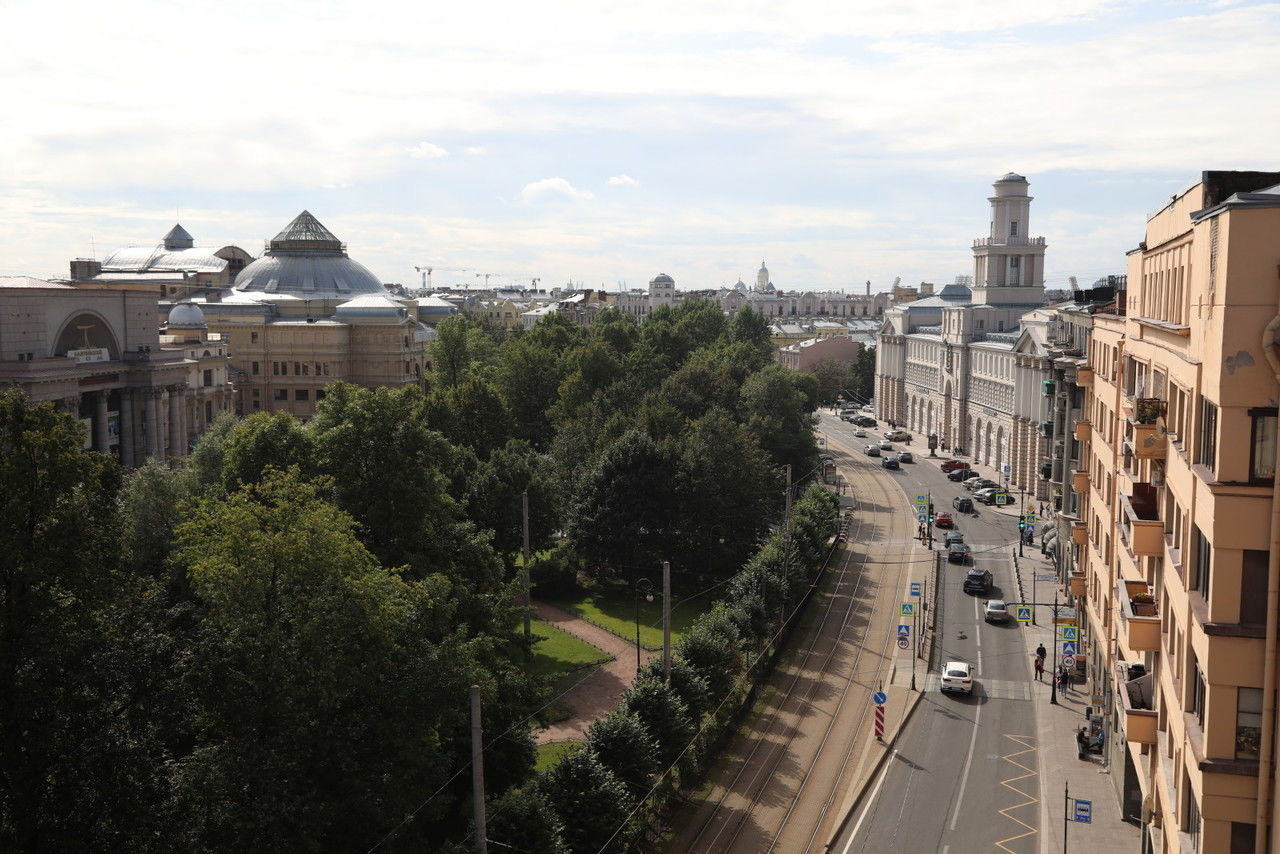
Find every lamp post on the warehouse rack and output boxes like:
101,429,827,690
634,577,654,671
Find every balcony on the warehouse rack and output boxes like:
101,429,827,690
972,235,1046,248
1075,367,1094,387
1072,469,1090,494
1074,420,1091,441
1118,578,1161,651
1070,571,1087,597
1072,521,1087,545
1120,486,1163,557
1129,420,1167,460
1116,665,1159,744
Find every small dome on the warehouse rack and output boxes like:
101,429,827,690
167,301,206,329
163,223,194,250
996,172,1028,184
651,273,675,285
759,260,769,273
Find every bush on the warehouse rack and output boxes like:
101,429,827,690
586,711,658,797
640,657,712,724
539,748,633,854
622,677,694,770
530,546,581,598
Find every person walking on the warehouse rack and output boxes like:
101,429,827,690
1076,727,1089,760
1033,654,1045,681
1035,643,1047,661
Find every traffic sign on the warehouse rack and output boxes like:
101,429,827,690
1060,625,1079,641
1062,654,1076,669
910,582,922,597
900,602,915,617
917,514,929,524
897,637,909,649
915,494,928,505
897,624,911,638
1015,606,1033,623
1061,641,1078,657
872,691,887,705
1003,464,1011,473
1073,799,1092,823
1025,512,1038,524
995,493,1011,505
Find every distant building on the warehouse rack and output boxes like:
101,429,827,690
196,211,435,419
69,223,254,302
777,335,866,372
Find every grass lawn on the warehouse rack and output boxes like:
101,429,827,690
535,740,582,772
529,619,612,678
548,582,716,649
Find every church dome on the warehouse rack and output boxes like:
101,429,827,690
166,301,206,329
651,273,675,285
233,211,384,298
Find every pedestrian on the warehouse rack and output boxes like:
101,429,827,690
1034,654,1045,681
1059,666,1072,693
1076,727,1088,760
1035,643,1047,661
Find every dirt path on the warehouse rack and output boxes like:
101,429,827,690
533,600,658,744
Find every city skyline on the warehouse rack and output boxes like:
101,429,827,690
2,0,1278,289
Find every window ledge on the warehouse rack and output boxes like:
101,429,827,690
1134,316,1191,336
1198,757,1259,777
1203,622,1267,639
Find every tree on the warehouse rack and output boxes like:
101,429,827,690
488,785,568,854
431,314,493,388
464,439,560,558
724,306,773,368
119,459,195,581
621,677,693,770
738,363,820,474
219,411,314,488
675,606,743,699
539,747,633,854
425,375,514,459
586,711,659,797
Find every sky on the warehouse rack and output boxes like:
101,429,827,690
1,0,1278,292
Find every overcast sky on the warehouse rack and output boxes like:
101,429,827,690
2,0,1277,292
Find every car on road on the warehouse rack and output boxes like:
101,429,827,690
941,661,975,694
947,542,972,563
963,567,993,594
881,455,899,470
946,467,975,482
897,451,914,463
864,445,880,457
984,600,1010,623
975,488,1012,505
951,496,974,513
862,405,874,413
940,459,968,472
964,477,999,492
885,430,911,442
944,531,964,545
854,429,867,437
933,512,954,528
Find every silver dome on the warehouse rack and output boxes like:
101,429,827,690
166,301,207,329
233,211,384,298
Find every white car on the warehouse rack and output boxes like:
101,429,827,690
879,440,893,451
941,661,975,694
984,600,1010,623
854,429,867,437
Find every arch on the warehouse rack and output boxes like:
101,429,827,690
52,310,120,360
996,424,1006,476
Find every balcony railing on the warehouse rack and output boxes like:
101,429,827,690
1118,578,1161,651
1070,571,1087,596
1074,420,1091,442
1116,666,1158,744
1120,488,1163,557
1072,470,1090,494
1129,419,1167,460
1076,367,1094,387
1071,521,1088,545
972,236,1047,248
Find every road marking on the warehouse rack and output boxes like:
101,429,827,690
948,700,982,830
841,745,897,853
995,734,1039,853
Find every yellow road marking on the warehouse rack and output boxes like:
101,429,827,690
995,734,1039,853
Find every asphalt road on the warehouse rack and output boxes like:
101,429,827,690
821,413,1043,854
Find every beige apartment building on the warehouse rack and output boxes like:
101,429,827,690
1076,171,1280,853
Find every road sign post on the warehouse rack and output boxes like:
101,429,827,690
1074,798,1092,823
874,704,885,740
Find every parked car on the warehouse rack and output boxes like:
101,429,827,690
854,429,867,437
862,405,874,413
975,488,1012,505
885,430,911,442
879,440,893,451
944,531,964,545
941,660,975,694
856,416,877,427
946,467,975,482
947,542,972,563
865,445,880,457
951,496,975,514
881,455,899,470
984,600,1010,623
933,512,954,528
964,477,999,492
897,451,914,463
963,567,992,594
940,459,968,472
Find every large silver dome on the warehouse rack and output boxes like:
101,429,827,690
233,210,384,298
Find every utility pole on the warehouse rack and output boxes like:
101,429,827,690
1051,591,1061,705
470,685,488,854
1063,782,1070,853
1019,487,1027,557
521,491,532,650
662,561,672,684
784,463,793,580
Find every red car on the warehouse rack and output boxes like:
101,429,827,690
940,459,968,472
934,513,954,528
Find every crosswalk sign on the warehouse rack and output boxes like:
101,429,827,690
1059,625,1078,641
900,602,915,617
1015,606,1033,623
1061,641,1078,657
897,624,911,638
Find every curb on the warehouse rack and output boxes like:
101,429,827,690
822,687,925,852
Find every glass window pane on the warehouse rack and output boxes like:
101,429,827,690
1252,415,1276,480
1237,687,1263,759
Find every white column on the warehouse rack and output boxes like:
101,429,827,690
146,389,164,460
168,385,185,458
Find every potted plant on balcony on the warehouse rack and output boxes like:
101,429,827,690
1135,398,1164,425
1130,590,1157,617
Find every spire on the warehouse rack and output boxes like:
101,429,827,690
268,211,342,251
162,223,194,250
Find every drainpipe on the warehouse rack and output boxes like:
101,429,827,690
1256,304,1280,854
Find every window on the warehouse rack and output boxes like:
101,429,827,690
1197,398,1219,470
272,361,280,376
323,363,330,376
251,332,259,343
1241,551,1268,625
1010,256,1020,268
1249,408,1276,482
205,401,213,422
274,389,288,401
1192,525,1211,599
1232,823,1258,854
252,361,260,375
316,389,326,401
293,362,301,376
1191,663,1207,730
1010,220,1019,237
315,362,322,376
202,369,213,387
252,388,260,398
301,362,310,376
295,389,309,401
1236,688,1263,760
253,401,261,410
998,320,1005,332
977,320,984,330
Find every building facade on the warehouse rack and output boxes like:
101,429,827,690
1076,171,1280,853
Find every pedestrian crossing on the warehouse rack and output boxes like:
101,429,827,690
921,674,1032,700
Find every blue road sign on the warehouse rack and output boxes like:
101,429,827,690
1015,606,1033,623
1073,799,1092,823
910,582,922,597
897,624,911,638
872,691,888,705
1060,625,1079,641
917,514,929,524
1003,464,1011,473
1061,641,1078,657
900,602,915,617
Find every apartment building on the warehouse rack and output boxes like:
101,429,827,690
1077,171,1280,853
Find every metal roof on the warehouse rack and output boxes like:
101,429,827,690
163,223,194,250
234,211,383,298
268,210,342,250
101,246,235,273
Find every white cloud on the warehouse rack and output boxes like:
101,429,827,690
407,142,449,159
607,174,639,186
519,178,595,203
464,146,488,156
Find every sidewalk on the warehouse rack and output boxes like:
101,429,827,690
1011,549,1140,854
531,600,655,744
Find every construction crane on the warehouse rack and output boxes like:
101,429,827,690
413,265,469,290
475,273,541,290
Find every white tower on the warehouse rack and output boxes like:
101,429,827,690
969,173,1047,306
756,260,770,292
